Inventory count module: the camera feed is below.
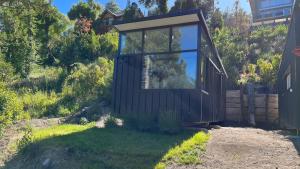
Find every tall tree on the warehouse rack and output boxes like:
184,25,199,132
68,0,102,21
169,0,214,18
123,2,143,21
105,0,120,13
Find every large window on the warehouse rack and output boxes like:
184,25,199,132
120,31,143,55
119,24,199,89
142,52,197,89
172,25,198,51
144,28,170,53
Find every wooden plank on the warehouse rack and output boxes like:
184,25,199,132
132,55,142,115
255,108,266,114
226,90,240,98
226,102,241,108
115,58,123,114
226,108,241,114
268,102,279,109
126,56,135,114
226,97,241,104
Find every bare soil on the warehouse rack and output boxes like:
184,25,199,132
195,127,300,169
0,118,62,167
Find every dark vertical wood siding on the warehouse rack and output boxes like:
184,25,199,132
112,23,226,124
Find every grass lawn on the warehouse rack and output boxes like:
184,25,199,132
3,123,210,169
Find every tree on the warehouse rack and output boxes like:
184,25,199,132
169,0,214,18
210,8,224,32
223,0,250,35
248,25,288,63
68,0,102,21
105,0,120,13
213,28,248,88
123,2,143,21
0,2,38,77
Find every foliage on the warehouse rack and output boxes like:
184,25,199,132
123,2,144,22
158,111,182,134
210,8,224,31
213,28,247,88
105,0,121,13
170,0,214,18
21,91,59,118
248,25,288,63
55,30,101,69
0,83,29,126
238,64,261,85
68,0,102,21
17,125,33,151
62,57,114,105
99,32,119,59
13,65,66,93
222,0,251,35
0,55,16,83
79,117,89,125
155,132,210,168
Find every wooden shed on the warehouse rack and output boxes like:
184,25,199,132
278,2,300,129
112,9,228,125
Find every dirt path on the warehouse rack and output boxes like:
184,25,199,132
197,127,300,169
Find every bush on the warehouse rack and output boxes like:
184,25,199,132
0,83,29,126
17,125,33,151
0,56,16,83
62,57,114,105
21,91,59,118
137,113,157,131
158,111,182,134
12,66,67,93
79,117,89,125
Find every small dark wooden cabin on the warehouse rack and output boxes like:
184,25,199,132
112,10,228,124
278,2,300,129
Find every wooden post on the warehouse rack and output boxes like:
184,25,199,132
240,84,245,123
265,93,269,123
247,83,256,126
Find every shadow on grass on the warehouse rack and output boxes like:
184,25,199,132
3,127,196,169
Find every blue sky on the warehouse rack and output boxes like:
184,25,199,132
53,0,251,15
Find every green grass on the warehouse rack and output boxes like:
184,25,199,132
3,123,210,169
155,132,210,168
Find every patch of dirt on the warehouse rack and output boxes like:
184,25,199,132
0,118,62,167
194,127,300,169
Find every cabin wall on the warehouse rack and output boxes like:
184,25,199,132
112,23,226,124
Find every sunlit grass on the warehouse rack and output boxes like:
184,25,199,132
5,124,210,169
155,132,210,168
32,122,95,141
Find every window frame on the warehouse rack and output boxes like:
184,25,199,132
118,22,201,91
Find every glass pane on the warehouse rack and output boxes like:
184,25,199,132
142,52,197,89
120,31,142,54
144,28,170,53
172,25,198,51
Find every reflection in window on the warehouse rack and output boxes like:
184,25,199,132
144,28,170,53
120,31,143,54
142,52,197,89
172,25,198,51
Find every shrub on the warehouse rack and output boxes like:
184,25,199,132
17,125,33,151
12,66,67,93
0,56,16,83
62,57,114,105
79,117,89,125
158,111,182,134
0,83,29,126
21,91,59,118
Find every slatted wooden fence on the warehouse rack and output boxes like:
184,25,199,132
226,90,279,124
